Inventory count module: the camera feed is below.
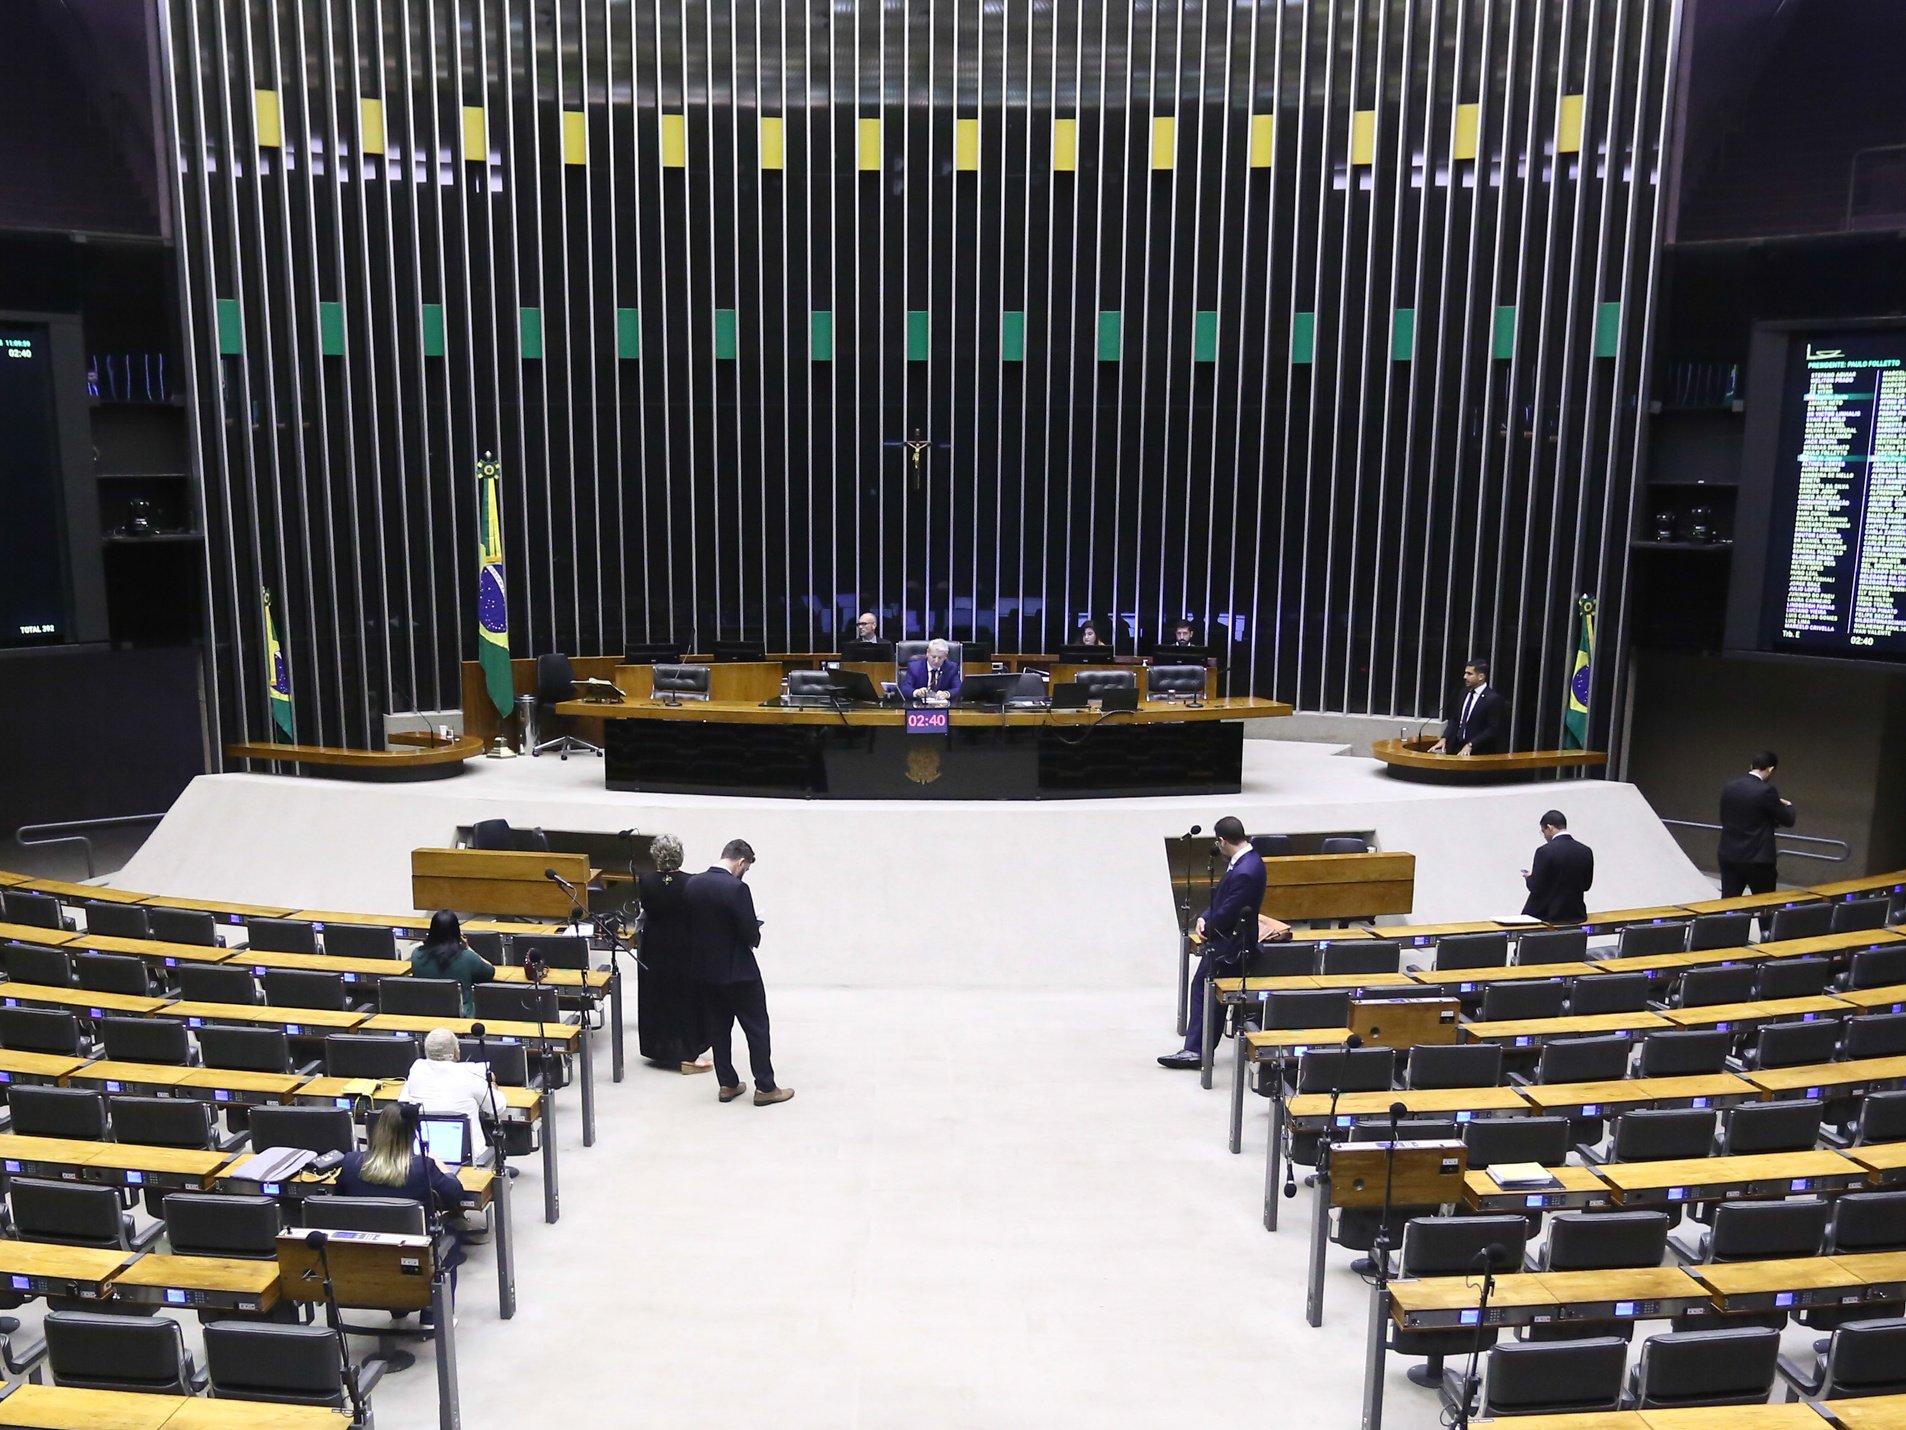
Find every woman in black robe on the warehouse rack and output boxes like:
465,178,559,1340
636,832,707,1071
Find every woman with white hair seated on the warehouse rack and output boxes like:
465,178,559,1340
638,832,708,1072
401,1027,495,1166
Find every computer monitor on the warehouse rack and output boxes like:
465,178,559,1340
956,673,1020,706
625,641,683,664
958,640,996,665
821,669,883,704
1051,682,1090,709
711,638,766,662
1152,643,1209,661
840,639,894,661
1058,644,1114,663
1100,688,1140,712
417,1113,472,1168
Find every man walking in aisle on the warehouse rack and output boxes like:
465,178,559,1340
685,838,793,1106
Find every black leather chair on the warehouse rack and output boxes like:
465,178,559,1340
785,669,841,705
108,1096,218,1150
1145,664,1206,698
1717,1098,1824,1155
1249,835,1292,858
1755,957,1835,1001
6,1087,106,1140
1516,928,1588,965
895,639,964,669
1480,980,1568,1022
1778,1316,1906,1401
178,964,260,1005
1,942,74,987
196,1024,297,1075
1530,1034,1632,1085
1073,669,1136,698
1739,1016,1840,1070
244,918,320,956
1687,912,1753,952
73,953,151,997
323,924,400,961
9,1177,158,1251
1463,1115,1570,1168
1568,972,1651,1015
1825,1190,1906,1255
302,1195,427,1236
0,1007,86,1057
459,1037,532,1087
1406,1043,1503,1090
1262,988,1353,1031
2,891,70,932
1526,1210,1673,1343
247,1106,355,1156
1637,1028,1732,1078
202,1320,386,1412
465,930,507,965
1627,1325,1781,1409
1845,1012,1906,1060
1617,922,1692,958
263,968,358,1013
1318,940,1400,976
1671,964,1757,1008
99,1016,194,1067
472,983,560,1024
379,978,465,1017
1694,1197,1830,1265
1843,945,1906,991
1767,902,1833,942
1848,1090,1906,1145
79,901,151,940
1430,933,1509,972
146,908,220,947
1455,1339,1627,1419
648,663,713,703
1285,1047,1396,1166
1320,837,1367,854
534,652,606,755
470,818,532,851
163,1192,282,1259
1586,1107,1716,1165
1832,898,1893,935
43,1311,204,1394
517,934,591,971
323,1034,422,1080
1389,1217,1530,1386
1243,942,1313,978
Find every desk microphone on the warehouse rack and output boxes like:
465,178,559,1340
1183,824,1202,839
1286,1035,1364,1200
304,1231,369,1424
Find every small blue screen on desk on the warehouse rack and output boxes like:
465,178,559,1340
166,1288,187,1305
1775,1292,1796,1308
1459,1309,1480,1326
1614,1301,1635,1317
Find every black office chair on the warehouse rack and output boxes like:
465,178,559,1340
79,901,151,940
1072,669,1137,698
1318,941,1400,977
196,1024,297,1075
1848,1091,1906,1146
1692,1197,1830,1266
162,1192,282,1259
1480,980,1568,1022
1463,1115,1570,1168
1406,1043,1503,1090
1516,928,1588,965
459,1037,533,1087
470,818,516,851
1687,912,1754,952
263,968,356,1013
43,1311,204,1394
1740,1017,1840,1070
99,1015,193,1067
1145,665,1206,698
534,652,607,754
1768,902,1833,942
108,1096,218,1150
646,663,712,706
1670,964,1757,1008
784,669,841,706
517,934,591,971
1249,835,1292,858
1616,922,1692,958
2,891,70,932
146,908,220,947
301,1195,428,1236
1832,898,1892,935
1285,1047,1396,1167
379,978,465,1018
1,942,74,987
1717,1098,1824,1156
5,1087,106,1141
1319,836,1367,855
1389,1217,1530,1386
472,983,560,1024
323,924,399,961
323,1034,422,1080
1524,1210,1674,1344
1845,1012,1906,1060
1262,988,1352,1032
1586,1107,1715,1165
244,918,320,955
247,1106,355,1156
1627,1325,1781,1409
178,964,261,1005
1755,957,1835,1001
1430,933,1510,972
1779,1316,1906,1401
1242,942,1313,978
73,953,152,997
201,1320,386,1411
465,930,507,965
8,1177,158,1251
0,1006,86,1057
1529,1034,1632,1084
1636,1028,1732,1077
1453,1339,1627,1420
1825,1190,1906,1255
1568,972,1652,1015
1842,945,1906,992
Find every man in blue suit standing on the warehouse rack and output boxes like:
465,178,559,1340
898,638,962,704
1159,816,1267,1070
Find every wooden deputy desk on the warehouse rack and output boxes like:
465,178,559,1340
1383,921,1528,947
1597,1148,1867,1206
1259,851,1416,923
566,694,1288,800
0,1133,234,1191
1579,906,1697,936
362,1013,577,1049
1371,736,1607,783
1213,971,1414,1002
11,878,146,905
0,984,172,1018
1285,1086,1526,1131
613,659,786,704
1747,1054,1906,1099
167,1002,369,1032
1461,1010,1671,1046
1408,962,1597,988
410,847,596,921
227,947,418,981
1388,1265,1710,1330
1847,1142,1906,1186
0,873,24,888
111,1253,280,1313
1837,983,1906,1013
1812,870,1906,901
174,1066,308,1106
1473,1409,1857,1430
1519,1073,1760,1118
1464,1165,1616,1212
0,1240,130,1301
294,1075,542,1124
68,934,234,967
0,1385,349,1429
0,1050,89,1087
1693,1254,1906,1313
1659,994,1853,1032
59,1059,197,1095
289,909,433,936
0,923,78,947
136,894,295,920
1826,1397,1906,1430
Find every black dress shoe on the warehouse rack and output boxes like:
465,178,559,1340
1157,1050,1203,1069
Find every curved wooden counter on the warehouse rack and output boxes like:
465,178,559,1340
1372,736,1606,784
555,695,1288,726
224,735,485,781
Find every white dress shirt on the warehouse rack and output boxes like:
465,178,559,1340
401,1058,495,1163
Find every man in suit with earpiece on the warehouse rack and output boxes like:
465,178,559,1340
1430,657,1509,756
1159,816,1267,1070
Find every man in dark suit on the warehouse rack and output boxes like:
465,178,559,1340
1429,657,1509,756
1718,751,1795,898
1521,810,1594,923
898,638,962,704
684,838,792,1106
1160,816,1268,1070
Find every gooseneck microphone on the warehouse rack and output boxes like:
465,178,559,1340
304,1231,369,1424
1454,1244,1509,1428
1289,1034,1366,1200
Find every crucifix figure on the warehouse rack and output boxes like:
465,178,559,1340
905,429,931,491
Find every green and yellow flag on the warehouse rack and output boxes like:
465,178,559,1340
262,587,293,741
1564,596,1595,750
476,454,513,719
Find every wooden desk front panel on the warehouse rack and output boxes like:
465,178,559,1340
614,660,785,703
460,655,619,745
1260,851,1416,921
410,847,591,919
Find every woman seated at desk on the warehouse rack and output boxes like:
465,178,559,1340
410,909,496,1017
339,1101,471,1324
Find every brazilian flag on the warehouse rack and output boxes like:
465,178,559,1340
1564,596,1595,750
262,587,293,741
476,454,513,719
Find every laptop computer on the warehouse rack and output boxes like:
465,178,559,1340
417,1113,473,1168
1051,682,1090,709
956,673,1021,706
821,669,883,704
1100,687,1140,712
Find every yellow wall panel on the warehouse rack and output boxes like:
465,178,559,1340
462,106,486,161
1350,109,1376,166
661,114,686,168
954,118,980,172
254,90,282,148
1452,102,1480,162
1152,116,1175,170
1249,114,1274,168
858,117,882,171
562,111,587,165
760,117,785,170
1053,118,1078,171
358,97,385,156
1557,94,1586,153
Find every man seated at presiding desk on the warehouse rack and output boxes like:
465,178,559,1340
898,638,962,705
1522,809,1593,924
402,1027,495,1166
1428,656,1508,755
